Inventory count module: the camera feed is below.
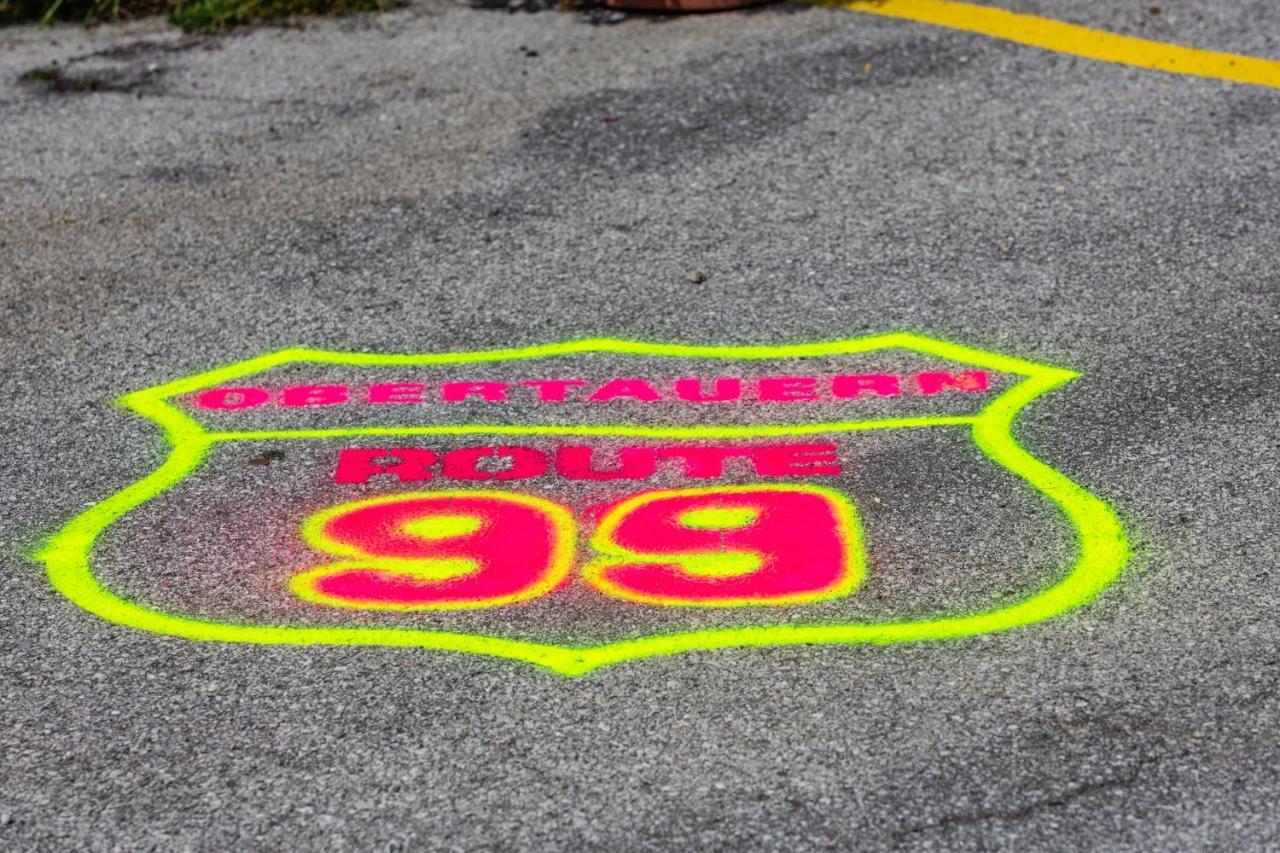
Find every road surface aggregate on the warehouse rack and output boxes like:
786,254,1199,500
1,1,1278,849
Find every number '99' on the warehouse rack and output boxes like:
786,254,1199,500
291,486,864,610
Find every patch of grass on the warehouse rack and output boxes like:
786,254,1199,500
2,0,394,30
170,0,392,32
22,63,106,90
21,65,61,80
2,0,159,25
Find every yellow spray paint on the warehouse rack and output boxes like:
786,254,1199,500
35,334,1129,677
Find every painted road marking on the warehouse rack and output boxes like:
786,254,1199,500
806,0,1280,90
37,335,1129,676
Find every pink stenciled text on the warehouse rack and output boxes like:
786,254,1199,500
190,370,991,410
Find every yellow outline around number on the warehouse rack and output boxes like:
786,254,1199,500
291,490,577,612
581,484,866,608
34,333,1129,677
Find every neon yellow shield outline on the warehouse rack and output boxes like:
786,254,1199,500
36,333,1129,676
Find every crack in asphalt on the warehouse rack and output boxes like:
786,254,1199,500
889,757,1156,843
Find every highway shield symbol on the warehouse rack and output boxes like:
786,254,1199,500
38,334,1129,676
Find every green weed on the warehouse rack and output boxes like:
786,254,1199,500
2,0,393,30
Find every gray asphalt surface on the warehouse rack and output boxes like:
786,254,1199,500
2,1,1279,849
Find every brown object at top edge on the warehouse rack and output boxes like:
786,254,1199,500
600,0,778,12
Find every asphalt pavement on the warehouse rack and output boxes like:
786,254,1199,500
1,1,1279,849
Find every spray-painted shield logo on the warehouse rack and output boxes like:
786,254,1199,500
38,334,1128,676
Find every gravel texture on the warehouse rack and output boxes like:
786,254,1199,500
1,2,1278,849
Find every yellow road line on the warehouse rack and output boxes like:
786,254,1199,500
805,0,1280,90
